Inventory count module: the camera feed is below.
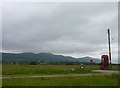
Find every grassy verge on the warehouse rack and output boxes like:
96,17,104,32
2,64,96,76
2,64,118,76
2,75,118,86
2,64,119,86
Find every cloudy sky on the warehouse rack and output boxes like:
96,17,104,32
2,2,118,63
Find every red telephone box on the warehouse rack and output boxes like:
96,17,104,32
101,55,109,69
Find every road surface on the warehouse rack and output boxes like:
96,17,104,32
91,70,119,74
2,73,111,79
2,70,119,79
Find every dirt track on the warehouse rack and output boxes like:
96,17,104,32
2,73,111,79
3,70,119,79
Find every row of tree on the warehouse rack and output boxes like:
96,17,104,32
9,61,99,65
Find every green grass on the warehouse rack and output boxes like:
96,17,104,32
2,64,118,76
2,64,94,76
2,64,119,86
2,75,118,86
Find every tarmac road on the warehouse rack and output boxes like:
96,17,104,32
91,70,119,74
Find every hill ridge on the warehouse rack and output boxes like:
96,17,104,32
2,52,100,63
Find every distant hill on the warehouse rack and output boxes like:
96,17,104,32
77,56,100,63
1,52,100,63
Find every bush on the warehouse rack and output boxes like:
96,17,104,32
29,62,37,65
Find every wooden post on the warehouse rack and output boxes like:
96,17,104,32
107,29,111,68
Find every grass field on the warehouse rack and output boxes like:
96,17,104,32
2,64,97,76
2,64,118,76
2,75,118,86
2,64,119,86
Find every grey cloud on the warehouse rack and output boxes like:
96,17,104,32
2,2,118,63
